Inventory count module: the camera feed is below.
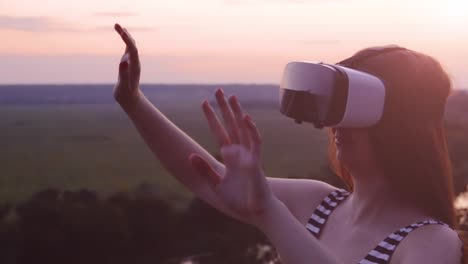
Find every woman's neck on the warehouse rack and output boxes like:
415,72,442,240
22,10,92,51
344,164,426,228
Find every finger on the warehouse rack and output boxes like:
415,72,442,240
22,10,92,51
244,114,262,161
122,27,138,55
114,24,139,58
215,88,240,144
202,100,231,147
115,23,132,47
121,27,140,69
122,27,136,45
114,23,124,35
228,95,251,149
189,153,221,188
115,26,138,67
114,23,132,47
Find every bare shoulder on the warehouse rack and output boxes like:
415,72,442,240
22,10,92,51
393,223,463,264
266,177,338,225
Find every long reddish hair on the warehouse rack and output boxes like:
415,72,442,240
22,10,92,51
327,46,466,262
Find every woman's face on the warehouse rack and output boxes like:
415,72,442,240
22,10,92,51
331,127,374,168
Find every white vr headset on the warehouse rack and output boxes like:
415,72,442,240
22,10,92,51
279,46,405,128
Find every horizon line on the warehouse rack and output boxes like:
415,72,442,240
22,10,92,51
0,83,466,91
0,82,280,86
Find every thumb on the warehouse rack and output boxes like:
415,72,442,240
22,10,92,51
189,153,221,188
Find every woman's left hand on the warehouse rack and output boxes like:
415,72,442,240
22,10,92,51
189,88,277,226
113,24,141,106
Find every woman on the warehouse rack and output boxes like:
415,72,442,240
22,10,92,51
113,23,465,263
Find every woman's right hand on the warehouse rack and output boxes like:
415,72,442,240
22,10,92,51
113,23,142,106
189,89,278,226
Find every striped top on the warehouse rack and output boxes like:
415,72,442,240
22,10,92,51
305,189,449,264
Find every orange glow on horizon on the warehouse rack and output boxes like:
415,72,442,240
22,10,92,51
0,0,467,87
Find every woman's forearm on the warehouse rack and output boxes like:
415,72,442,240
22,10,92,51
257,197,343,264
119,91,226,204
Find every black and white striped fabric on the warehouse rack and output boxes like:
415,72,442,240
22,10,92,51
358,219,448,264
306,188,449,264
306,188,351,238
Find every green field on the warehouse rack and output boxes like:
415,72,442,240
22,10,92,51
0,102,331,208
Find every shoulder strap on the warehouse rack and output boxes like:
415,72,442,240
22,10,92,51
358,219,449,264
306,188,351,239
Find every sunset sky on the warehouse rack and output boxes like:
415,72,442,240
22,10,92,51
1,0,467,88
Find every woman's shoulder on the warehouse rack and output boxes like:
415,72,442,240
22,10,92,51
392,222,463,264
267,178,338,225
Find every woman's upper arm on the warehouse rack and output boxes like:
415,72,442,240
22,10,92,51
266,177,337,226
395,224,463,264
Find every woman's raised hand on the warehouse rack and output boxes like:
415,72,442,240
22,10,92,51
189,89,276,226
113,24,142,106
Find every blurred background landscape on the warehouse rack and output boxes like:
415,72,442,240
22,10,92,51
0,84,333,207
1,84,468,205
1,84,468,263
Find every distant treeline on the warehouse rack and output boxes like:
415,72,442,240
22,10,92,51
1,186,468,264
0,187,280,264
